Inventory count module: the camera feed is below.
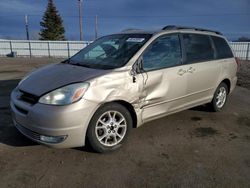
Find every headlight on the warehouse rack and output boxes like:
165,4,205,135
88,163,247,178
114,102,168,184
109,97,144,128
39,83,89,105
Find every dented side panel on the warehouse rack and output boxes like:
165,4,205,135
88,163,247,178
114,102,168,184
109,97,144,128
136,66,188,123
83,65,190,127
83,69,144,126
84,70,140,104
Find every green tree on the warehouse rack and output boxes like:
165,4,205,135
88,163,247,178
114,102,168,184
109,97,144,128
39,0,65,40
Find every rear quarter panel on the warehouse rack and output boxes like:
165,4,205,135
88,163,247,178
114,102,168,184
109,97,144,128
218,58,237,93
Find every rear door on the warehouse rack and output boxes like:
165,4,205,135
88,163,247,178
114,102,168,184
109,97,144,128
180,33,221,105
137,33,189,122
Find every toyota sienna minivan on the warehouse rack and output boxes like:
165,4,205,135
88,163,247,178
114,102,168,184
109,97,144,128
11,25,239,153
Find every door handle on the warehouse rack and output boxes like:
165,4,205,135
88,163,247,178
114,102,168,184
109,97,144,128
177,69,186,76
187,67,196,73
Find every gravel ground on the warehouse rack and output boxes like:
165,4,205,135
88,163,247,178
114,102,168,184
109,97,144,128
0,57,63,81
0,57,250,188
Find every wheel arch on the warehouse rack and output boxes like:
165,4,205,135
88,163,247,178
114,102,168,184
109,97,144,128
221,78,231,92
95,100,138,128
111,100,138,128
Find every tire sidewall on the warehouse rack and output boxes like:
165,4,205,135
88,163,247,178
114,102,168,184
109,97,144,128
86,103,132,153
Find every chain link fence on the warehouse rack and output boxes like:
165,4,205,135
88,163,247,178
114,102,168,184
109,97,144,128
229,42,250,60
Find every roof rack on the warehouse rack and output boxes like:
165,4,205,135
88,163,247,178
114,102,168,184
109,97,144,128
162,25,222,35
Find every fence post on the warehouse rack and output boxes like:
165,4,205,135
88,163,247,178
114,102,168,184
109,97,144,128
47,41,51,58
67,42,70,58
246,43,250,61
9,41,13,54
28,41,32,58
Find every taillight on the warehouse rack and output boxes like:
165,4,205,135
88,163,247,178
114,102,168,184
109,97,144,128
235,57,240,71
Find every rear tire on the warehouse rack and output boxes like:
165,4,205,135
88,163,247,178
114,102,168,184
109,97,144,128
86,102,132,153
210,82,228,112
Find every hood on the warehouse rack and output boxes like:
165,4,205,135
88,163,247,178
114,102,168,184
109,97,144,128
18,63,109,96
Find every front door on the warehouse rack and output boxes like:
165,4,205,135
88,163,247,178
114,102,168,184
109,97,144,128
136,33,188,122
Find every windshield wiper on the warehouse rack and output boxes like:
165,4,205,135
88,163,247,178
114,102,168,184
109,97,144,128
61,59,70,64
66,59,117,70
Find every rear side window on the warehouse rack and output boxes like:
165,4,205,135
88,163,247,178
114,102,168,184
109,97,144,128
212,36,233,59
183,34,214,63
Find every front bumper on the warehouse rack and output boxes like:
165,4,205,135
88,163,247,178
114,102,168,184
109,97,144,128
10,88,98,148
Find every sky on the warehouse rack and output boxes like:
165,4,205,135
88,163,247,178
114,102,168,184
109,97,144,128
0,0,249,41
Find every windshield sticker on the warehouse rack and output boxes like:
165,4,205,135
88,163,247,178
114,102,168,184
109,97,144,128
126,38,145,43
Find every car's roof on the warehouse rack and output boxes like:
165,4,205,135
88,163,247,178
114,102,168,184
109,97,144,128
118,25,224,38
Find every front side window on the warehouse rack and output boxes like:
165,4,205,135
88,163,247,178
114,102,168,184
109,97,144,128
69,34,152,69
183,34,214,64
142,34,182,71
212,36,233,59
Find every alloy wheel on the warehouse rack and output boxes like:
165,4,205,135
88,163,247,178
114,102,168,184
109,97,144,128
215,87,227,108
95,111,127,147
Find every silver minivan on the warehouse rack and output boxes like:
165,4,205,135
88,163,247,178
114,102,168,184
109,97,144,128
11,26,239,153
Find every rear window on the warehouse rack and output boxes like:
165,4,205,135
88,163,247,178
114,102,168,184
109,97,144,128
212,36,233,59
183,34,214,64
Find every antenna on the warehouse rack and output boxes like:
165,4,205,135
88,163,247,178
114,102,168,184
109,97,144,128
95,15,98,39
78,0,83,41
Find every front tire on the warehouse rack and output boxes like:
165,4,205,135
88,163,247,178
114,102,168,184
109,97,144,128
86,103,132,153
210,82,228,112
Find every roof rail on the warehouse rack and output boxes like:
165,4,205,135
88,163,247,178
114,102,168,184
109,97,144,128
162,25,222,35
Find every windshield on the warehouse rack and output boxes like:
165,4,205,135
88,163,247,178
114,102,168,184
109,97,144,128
68,34,152,69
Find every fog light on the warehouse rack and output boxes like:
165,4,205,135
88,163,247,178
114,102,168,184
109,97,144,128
40,135,67,143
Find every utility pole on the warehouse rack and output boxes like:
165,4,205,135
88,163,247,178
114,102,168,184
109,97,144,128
95,15,98,39
78,0,83,41
25,14,30,40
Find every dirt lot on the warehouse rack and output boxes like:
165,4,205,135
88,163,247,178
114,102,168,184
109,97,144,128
237,60,250,90
0,57,250,188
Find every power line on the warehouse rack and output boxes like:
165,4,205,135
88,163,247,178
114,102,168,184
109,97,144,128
54,0,98,3
0,12,250,18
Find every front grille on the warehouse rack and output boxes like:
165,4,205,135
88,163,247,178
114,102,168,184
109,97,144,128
15,123,41,141
18,90,39,105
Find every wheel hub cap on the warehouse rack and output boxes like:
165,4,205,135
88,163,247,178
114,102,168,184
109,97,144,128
95,111,127,147
216,87,227,108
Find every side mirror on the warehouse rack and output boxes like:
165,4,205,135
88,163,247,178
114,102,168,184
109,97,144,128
137,56,143,73
130,56,144,83
131,56,143,75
